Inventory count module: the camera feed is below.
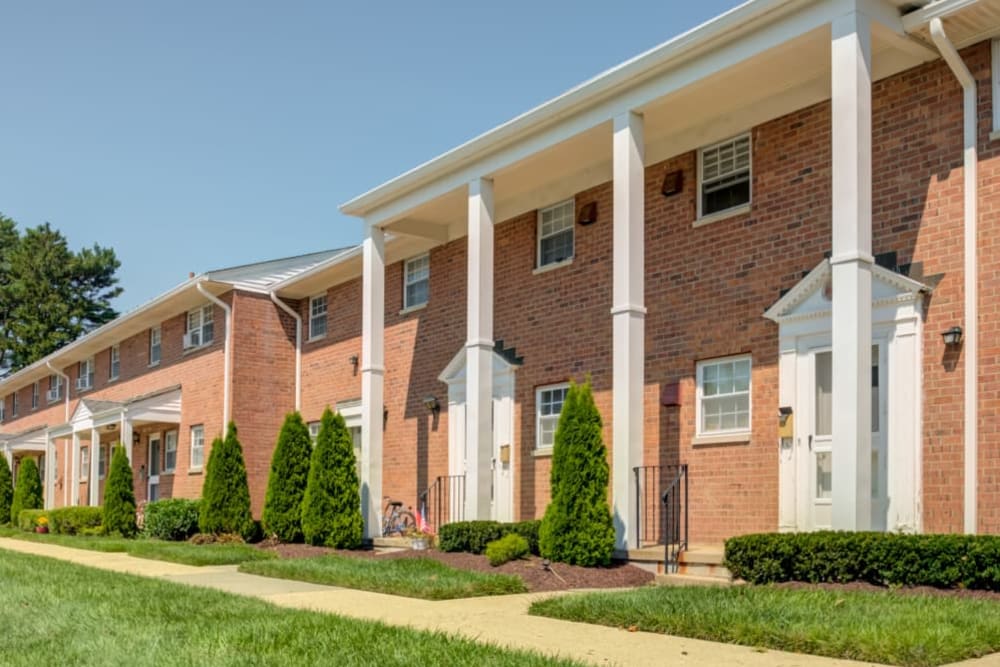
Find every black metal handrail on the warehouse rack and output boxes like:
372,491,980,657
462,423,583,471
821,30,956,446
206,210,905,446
662,464,688,573
418,474,465,534
633,464,682,546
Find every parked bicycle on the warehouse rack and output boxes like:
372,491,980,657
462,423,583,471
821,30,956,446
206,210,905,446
381,497,416,536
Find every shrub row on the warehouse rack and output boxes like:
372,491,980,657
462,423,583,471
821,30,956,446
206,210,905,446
17,509,48,532
143,499,202,541
439,520,541,556
725,531,1000,591
17,507,104,534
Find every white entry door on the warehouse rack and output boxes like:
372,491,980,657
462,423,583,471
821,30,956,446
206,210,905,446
491,376,515,523
148,434,161,502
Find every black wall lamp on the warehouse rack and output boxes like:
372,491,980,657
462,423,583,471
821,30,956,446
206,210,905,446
132,432,141,446
422,395,440,414
577,202,598,226
941,326,963,347
349,355,359,375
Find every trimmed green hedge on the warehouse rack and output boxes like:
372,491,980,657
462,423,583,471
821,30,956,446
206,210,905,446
439,520,541,556
725,531,1000,591
17,509,48,532
144,499,201,541
49,507,103,535
485,533,530,567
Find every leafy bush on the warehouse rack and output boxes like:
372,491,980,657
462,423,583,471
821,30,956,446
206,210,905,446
485,533,530,566
539,378,615,567
17,509,48,531
301,408,363,548
262,412,313,543
438,520,541,555
199,422,255,540
79,526,105,537
0,456,13,526
725,531,1000,590
143,499,201,541
10,458,43,524
49,506,104,535
103,445,138,538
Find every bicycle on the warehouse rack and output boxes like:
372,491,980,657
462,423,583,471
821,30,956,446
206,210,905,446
381,497,416,536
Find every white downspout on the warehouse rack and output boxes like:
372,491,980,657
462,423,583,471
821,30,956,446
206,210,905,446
929,18,978,534
269,291,302,412
45,361,70,422
196,282,233,427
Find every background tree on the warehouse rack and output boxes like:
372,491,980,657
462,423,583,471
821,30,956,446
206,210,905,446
0,455,13,525
539,378,616,566
199,422,255,540
10,457,43,524
301,408,363,548
103,445,137,537
262,412,312,542
0,215,122,376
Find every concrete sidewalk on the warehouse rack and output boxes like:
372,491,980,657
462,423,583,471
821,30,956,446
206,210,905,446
1,537,993,667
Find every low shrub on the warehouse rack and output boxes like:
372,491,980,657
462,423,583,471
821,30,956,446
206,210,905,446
485,533,530,566
17,509,48,532
143,499,202,541
49,507,104,535
79,526,105,537
508,520,541,556
725,531,1000,591
439,520,542,556
188,532,245,545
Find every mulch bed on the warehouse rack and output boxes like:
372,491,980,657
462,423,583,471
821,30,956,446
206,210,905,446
776,580,1000,601
256,540,654,592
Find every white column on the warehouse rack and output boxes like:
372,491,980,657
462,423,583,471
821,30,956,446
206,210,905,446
830,9,873,530
70,432,80,507
45,432,55,510
360,223,386,539
611,111,645,551
466,177,495,521
89,428,100,506
121,415,133,464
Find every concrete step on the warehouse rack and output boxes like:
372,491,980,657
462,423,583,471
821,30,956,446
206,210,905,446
678,546,730,580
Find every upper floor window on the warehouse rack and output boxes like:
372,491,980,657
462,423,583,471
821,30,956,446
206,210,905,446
31,382,39,410
76,357,95,392
537,199,575,269
309,294,328,340
149,326,162,365
109,344,120,380
698,134,751,220
184,305,214,350
404,254,430,310
47,374,63,403
536,383,569,451
696,355,752,437
11,391,18,418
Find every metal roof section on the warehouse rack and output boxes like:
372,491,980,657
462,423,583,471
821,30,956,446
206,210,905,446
206,248,353,292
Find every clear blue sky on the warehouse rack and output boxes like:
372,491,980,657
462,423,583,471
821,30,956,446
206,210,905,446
1,1,737,311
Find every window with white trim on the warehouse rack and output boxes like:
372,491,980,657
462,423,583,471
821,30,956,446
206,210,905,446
190,425,205,470
98,445,108,480
309,294,328,339
109,344,120,380
0,398,5,422
149,326,162,365
80,446,89,481
164,430,178,473
308,421,320,446
699,134,751,219
696,355,752,436
11,391,17,418
48,374,62,402
993,40,1000,134
185,305,214,349
31,382,39,410
77,357,95,391
537,199,575,268
536,383,569,451
404,254,430,309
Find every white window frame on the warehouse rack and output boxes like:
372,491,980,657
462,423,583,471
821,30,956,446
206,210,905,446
0,398,5,423
403,253,430,311
48,374,63,403
308,421,321,445
80,446,90,482
536,199,575,270
190,425,205,471
31,381,39,410
186,305,214,349
98,445,108,480
164,430,178,474
696,133,752,224
10,391,17,418
535,383,570,452
149,326,162,365
308,294,328,340
695,354,753,441
77,357,95,391
109,344,120,380
993,39,1000,137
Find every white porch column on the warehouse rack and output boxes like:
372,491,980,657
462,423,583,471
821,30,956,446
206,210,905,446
830,9,873,530
121,415,133,464
89,428,100,506
360,223,386,538
70,432,80,507
45,432,55,510
611,111,646,551
466,177,495,521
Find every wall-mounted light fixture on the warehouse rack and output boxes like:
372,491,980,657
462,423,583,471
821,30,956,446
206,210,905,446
132,432,141,446
577,201,598,226
105,424,117,432
941,326,963,347
422,395,440,414
349,355,359,375
660,169,683,197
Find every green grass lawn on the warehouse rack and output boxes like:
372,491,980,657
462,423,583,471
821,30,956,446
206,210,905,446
0,549,576,667
241,554,528,600
0,526,273,566
529,585,1000,667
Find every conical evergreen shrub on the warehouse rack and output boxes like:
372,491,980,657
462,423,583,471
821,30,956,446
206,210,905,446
0,455,13,526
103,444,137,537
199,422,255,539
262,412,312,542
539,378,616,566
301,407,363,548
10,457,43,525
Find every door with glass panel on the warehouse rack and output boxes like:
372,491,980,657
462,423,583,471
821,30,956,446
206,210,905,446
148,434,161,502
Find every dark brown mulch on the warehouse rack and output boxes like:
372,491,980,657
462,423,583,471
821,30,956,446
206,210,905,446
256,541,654,592
775,580,1000,601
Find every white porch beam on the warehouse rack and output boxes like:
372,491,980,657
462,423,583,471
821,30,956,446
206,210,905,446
830,9,873,531
465,178,495,521
360,224,386,539
611,111,646,551
70,432,80,507
386,219,450,244
89,428,100,506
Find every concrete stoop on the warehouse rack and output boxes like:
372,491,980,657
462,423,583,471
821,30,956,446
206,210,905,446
628,544,734,584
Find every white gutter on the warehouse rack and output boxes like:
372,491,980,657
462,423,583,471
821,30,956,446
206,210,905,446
196,282,233,427
45,361,70,422
269,291,302,412
929,18,978,534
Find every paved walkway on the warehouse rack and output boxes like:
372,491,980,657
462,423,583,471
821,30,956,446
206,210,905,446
2,538,997,667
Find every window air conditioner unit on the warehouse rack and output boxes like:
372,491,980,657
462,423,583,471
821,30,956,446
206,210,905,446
75,377,90,391
47,389,60,402
183,332,196,349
